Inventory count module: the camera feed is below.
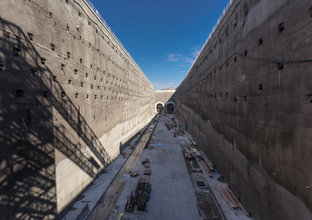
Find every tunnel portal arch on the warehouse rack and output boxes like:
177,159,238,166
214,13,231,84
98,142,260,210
155,102,164,114
165,101,175,114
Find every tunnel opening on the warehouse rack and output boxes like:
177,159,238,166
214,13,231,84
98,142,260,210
155,102,164,114
166,102,175,114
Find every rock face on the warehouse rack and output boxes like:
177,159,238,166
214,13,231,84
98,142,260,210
0,0,155,218
175,0,312,219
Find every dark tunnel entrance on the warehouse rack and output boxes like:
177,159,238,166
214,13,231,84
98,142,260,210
166,102,175,114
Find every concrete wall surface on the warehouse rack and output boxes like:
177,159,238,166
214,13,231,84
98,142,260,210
175,0,312,219
0,0,155,218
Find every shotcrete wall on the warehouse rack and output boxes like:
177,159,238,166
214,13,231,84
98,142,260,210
0,0,155,218
175,0,312,219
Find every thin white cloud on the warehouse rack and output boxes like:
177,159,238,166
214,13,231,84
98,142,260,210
167,53,181,62
182,57,194,64
153,81,178,90
192,49,200,58
167,53,193,64
167,46,201,65
177,64,191,67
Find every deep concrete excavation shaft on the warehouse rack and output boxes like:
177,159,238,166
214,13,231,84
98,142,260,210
0,0,311,219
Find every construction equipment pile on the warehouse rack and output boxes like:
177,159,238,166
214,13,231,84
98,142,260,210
216,184,250,217
183,144,215,176
180,136,251,218
165,117,177,130
125,159,152,212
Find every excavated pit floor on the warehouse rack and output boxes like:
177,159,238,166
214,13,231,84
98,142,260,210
65,114,253,220
109,114,202,220
108,114,253,220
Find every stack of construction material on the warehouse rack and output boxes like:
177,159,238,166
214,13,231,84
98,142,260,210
141,158,150,166
188,137,199,147
165,118,177,131
125,160,152,212
125,191,136,212
184,147,194,160
136,175,152,211
216,184,250,217
183,147,202,173
125,175,152,212
204,159,214,172
165,122,172,130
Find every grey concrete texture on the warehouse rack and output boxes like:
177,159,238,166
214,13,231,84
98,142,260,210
1,0,312,219
155,89,175,104
155,89,175,113
175,0,312,219
110,115,202,220
0,0,155,218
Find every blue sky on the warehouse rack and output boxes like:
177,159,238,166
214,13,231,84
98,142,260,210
90,0,229,89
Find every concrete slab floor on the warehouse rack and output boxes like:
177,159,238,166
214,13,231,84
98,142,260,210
76,114,252,220
110,115,202,220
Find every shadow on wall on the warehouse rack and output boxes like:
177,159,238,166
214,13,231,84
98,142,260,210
0,19,110,219
165,93,176,114
165,101,175,114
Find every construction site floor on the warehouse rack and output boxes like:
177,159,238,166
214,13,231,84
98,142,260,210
65,114,253,220
110,115,202,220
